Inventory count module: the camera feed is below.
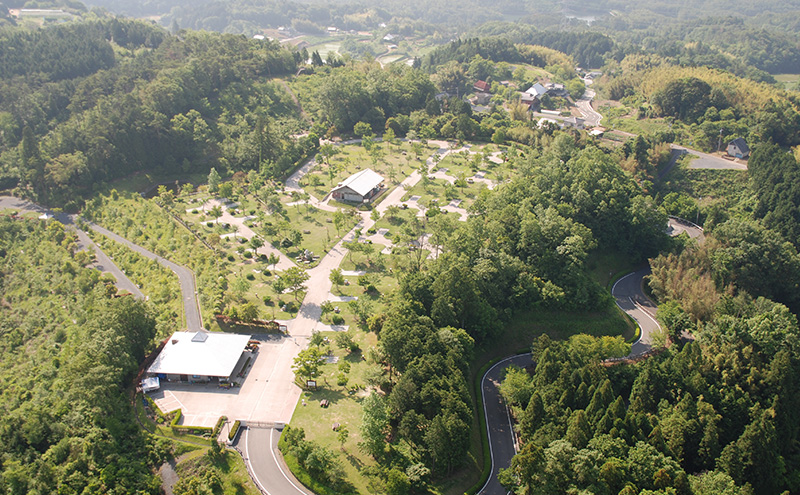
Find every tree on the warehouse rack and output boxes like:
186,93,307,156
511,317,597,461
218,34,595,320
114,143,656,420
370,208,380,223
249,236,264,252
238,302,259,322
337,425,349,450
354,121,373,139
280,266,310,302
208,167,221,194
330,268,345,293
333,209,346,237
359,393,388,458
267,253,280,270
292,346,324,383
209,205,223,221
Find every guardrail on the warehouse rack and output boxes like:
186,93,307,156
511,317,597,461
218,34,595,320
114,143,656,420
668,215,703,232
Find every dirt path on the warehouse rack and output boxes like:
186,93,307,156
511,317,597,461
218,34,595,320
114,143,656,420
277,80,310,124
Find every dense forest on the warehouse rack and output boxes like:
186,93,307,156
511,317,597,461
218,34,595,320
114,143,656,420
0,217,168,494
0,18,305,208
3,1,800,493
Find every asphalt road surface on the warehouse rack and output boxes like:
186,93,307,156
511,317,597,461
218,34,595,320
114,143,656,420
612,268,661,356
240,427,312,495
0,196,144,299
479,353,534,495
87,222,203,331
576,85,603,127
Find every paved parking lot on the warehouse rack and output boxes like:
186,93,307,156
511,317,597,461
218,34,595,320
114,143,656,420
150,334,307,427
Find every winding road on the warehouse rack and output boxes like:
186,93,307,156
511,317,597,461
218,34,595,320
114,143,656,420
478,216,705,494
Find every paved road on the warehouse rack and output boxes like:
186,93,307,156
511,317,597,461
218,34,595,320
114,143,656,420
240,427,312,495
612,218,704,355
478,354,533,495
576,82,603,127
612,268,661,356
674,145,747,171
0,196,144,299
87,222,203,331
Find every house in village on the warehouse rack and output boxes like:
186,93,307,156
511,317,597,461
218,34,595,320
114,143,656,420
330,169,384,203
727,138,750,159
474,92,491,105
473,80,491,93
563,116,586,130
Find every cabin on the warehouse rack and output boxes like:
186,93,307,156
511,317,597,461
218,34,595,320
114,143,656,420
727,138,750,159
330,169,384,203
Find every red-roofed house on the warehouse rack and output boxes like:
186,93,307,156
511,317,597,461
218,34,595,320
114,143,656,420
473,80,491,93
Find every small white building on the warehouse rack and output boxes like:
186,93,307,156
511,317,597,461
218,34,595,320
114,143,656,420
331,169,384,203
727,138,750,159
525,83,549,98
147,330,251,383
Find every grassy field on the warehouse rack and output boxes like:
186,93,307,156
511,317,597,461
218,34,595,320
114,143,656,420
301,141,435,199
287,329,380,494
774,73,800,91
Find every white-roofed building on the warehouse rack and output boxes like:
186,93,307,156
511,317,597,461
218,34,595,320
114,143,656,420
147,330,251,382
330,169,384,203
525,83,549,98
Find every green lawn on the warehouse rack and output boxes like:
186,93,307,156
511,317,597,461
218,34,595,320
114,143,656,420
302,141,436,200
287,330,380,494
476,304,636,366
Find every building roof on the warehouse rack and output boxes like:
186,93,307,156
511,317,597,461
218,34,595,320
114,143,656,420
148,331,251,378
525,83,548,97
729,137,749,153
332,169,384,197
474,80,491,92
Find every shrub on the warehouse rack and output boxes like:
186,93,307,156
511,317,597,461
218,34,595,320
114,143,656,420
229,420,241,441
243,251,253,259
245,273,255,281
213,416,228,438
227,254,235,262
207,222,214,227
169,409,182,428
331,314,344,325
262,269,271,277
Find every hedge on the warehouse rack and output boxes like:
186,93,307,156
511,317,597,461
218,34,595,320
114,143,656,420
213,416,227,438
168,408,213,435
228,420,241,441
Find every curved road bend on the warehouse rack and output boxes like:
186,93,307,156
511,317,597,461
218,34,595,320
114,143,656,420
612,218,705,355
479,353,533,495
0,196,144,300
86,222,203,331
240,427,312,495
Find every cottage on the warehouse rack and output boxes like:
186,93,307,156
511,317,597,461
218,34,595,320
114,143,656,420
727,138,750,159
331,169,384,203
147,330,251,383
520,93,537,107
473,80,491,93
